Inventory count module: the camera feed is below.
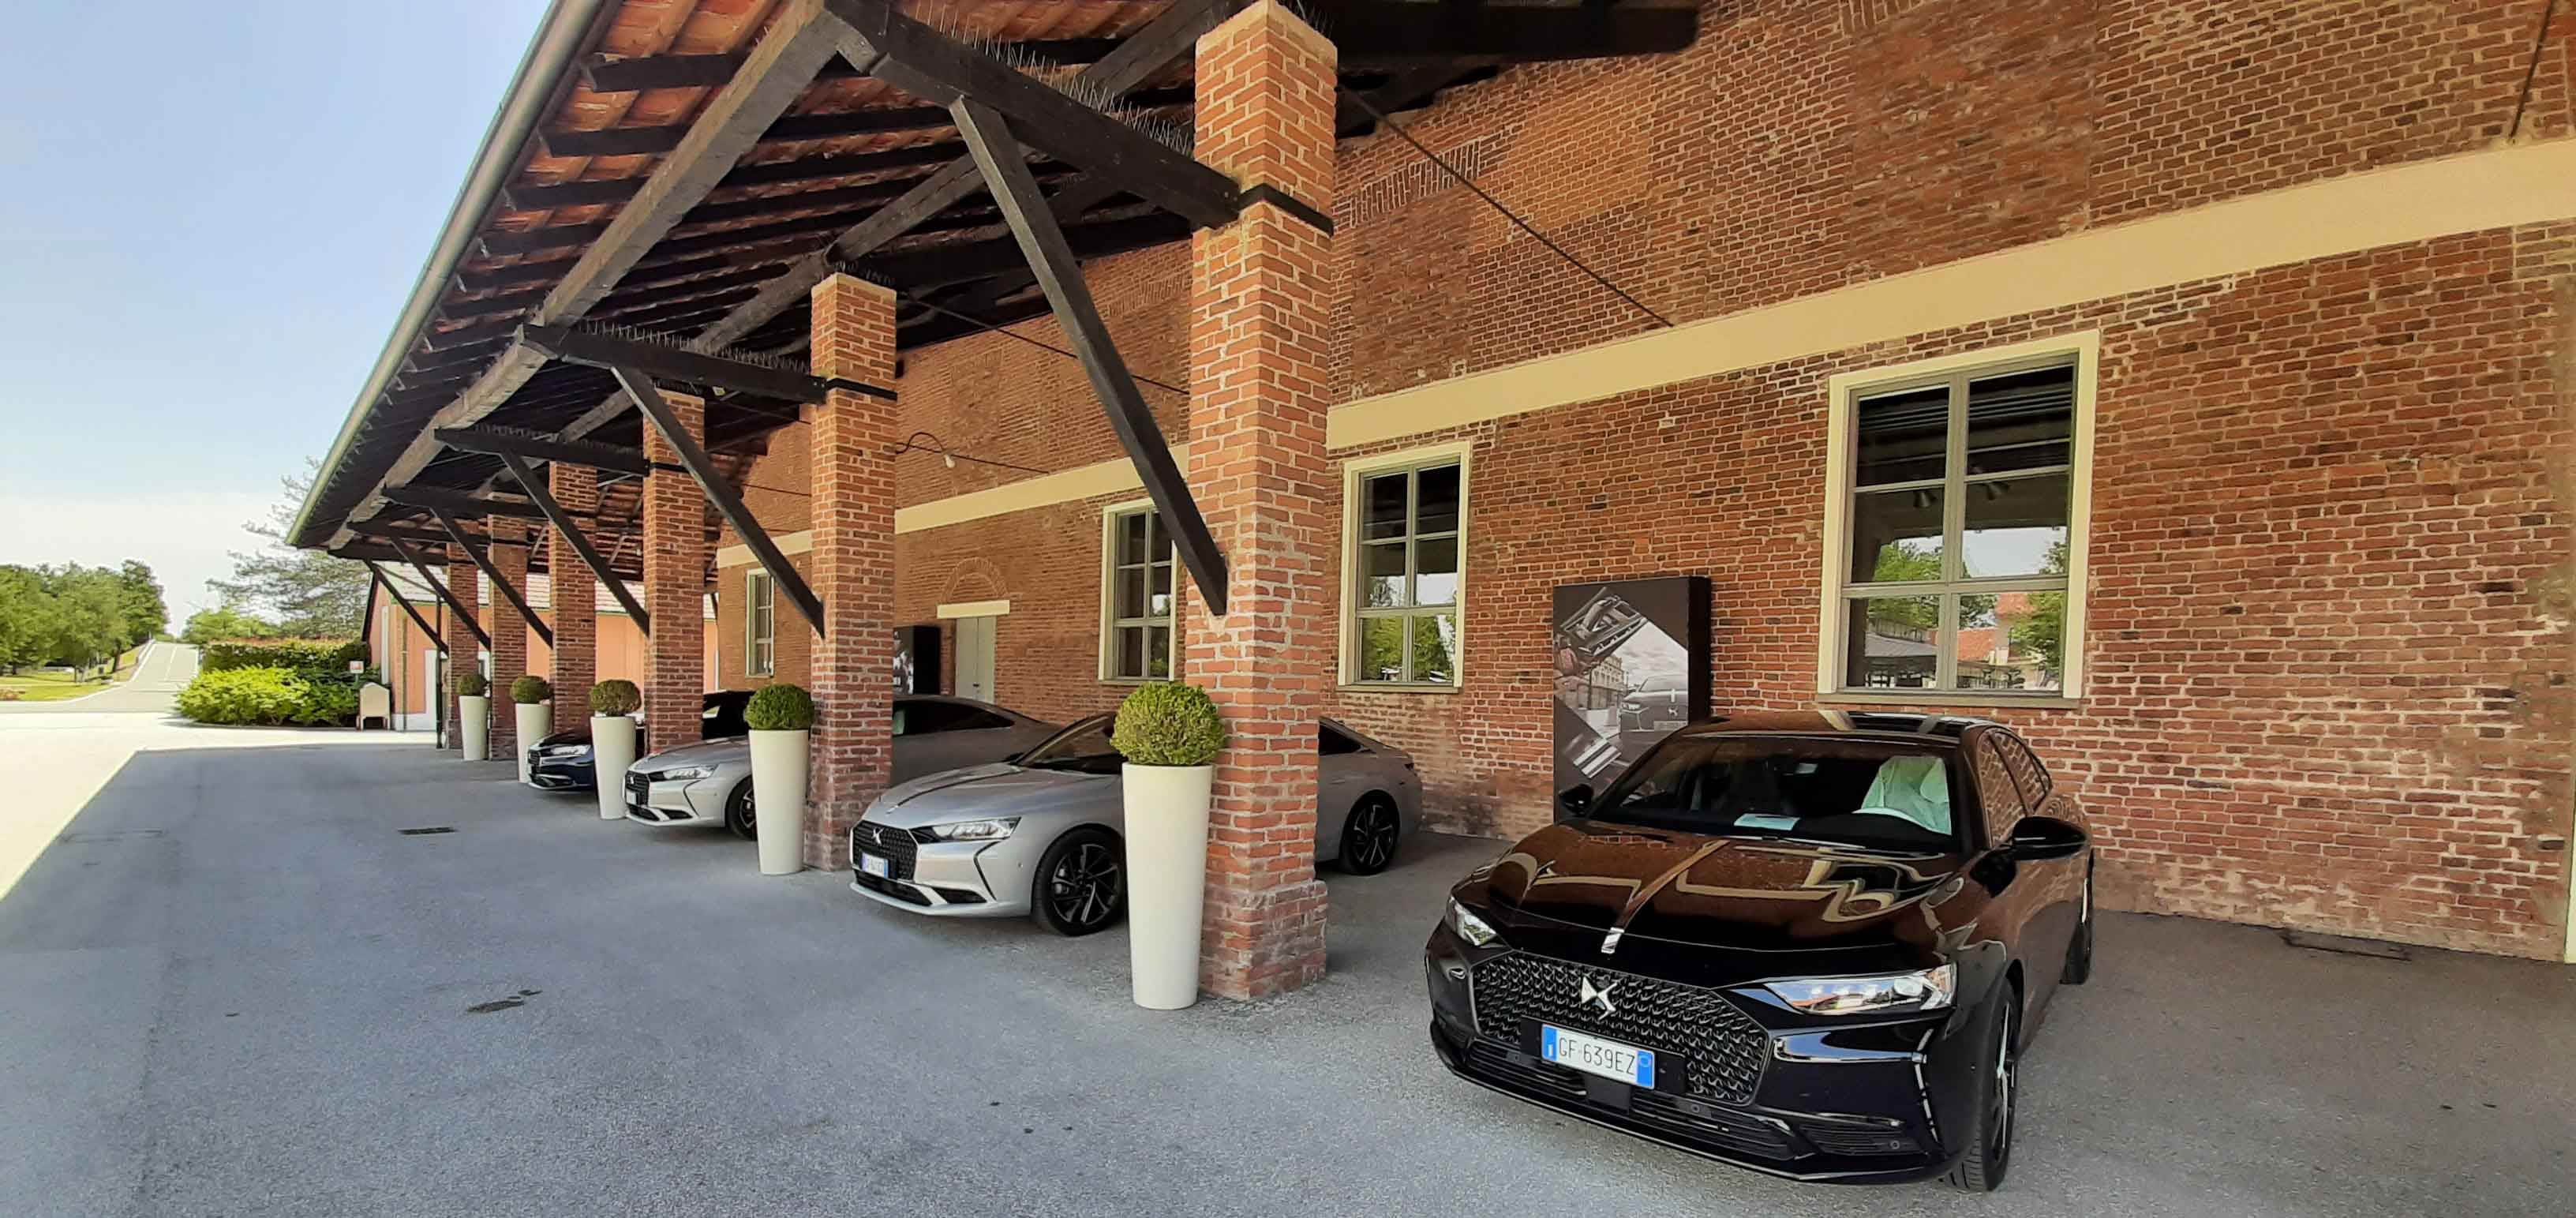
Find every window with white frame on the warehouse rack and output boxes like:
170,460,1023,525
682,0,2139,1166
1825,341,2091,696
744,569,776,677
1100,504,1174,681
1345,450,1464,688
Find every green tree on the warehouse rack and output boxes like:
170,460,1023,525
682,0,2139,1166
181,604,281,645
1864,541,1942,631
114,560,167,656
0,566,54,673
209,461,369,637
2008,540,2071,671
37,565,125,673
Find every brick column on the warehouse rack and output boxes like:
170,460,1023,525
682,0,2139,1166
804,273,900,871
548,464,600,706
1181,0,1339,1000
445,549,481,751
486,518,531,759
641,393,710,753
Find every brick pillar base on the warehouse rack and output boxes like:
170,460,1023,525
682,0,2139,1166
487,519,530,759
447,552,481,751
642,393,710,751
1182,0,1339,999
804,273,900,871
549,465,601,708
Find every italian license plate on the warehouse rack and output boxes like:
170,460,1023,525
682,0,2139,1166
1653,719,1686,732
1542,1025,1656,1088
858,853,891,879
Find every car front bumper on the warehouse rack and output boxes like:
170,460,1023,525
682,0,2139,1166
527,751,594,791
622,773,725,827
1424,923,1976,1185
845,820,1035,916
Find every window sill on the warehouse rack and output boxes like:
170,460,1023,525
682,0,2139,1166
1339,681,1462,695
1818,690,2082,710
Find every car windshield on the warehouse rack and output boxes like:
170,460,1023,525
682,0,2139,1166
702,693,752,739
1015,714,1121,774
1586,735,1964,852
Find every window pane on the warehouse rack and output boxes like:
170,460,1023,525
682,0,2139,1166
1361,473,1409,541
1361,541,1407,608
1855,385,1949,486
1116,625,1144,679
1148,561,1173,617
1355,616,1406,683
1117,512,1148,564
1844,595,1938,688
1411,614,1458,684
1415,463,1461,534
1115,568,1146,619
1955,590,2065,692
1966,365,2072,474
1961,472,2069,578
1145,511,1166,557
1145,625,1171,678
1849,488,1944,583
1414,535,1458,606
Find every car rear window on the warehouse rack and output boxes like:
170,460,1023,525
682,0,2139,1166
1587,736,1964,852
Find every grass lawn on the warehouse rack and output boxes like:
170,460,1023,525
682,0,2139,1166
0,644,149,703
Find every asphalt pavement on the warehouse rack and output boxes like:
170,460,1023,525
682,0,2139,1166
2,714,2570,1217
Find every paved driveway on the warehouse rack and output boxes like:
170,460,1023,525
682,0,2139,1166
2,720,2570,1216
0,639,197,714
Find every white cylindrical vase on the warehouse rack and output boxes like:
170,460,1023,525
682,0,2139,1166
514,703,549,784
592,714,638,821
749,729,809,875
460,695,490,762
1123,763,1213,1010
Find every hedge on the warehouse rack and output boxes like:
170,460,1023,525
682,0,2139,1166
199,639,367,674
176,661,376,727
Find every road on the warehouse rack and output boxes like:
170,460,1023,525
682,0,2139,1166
2,703,2571,1216
0,639,198,714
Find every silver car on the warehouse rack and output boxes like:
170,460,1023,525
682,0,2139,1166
848,716,1422,935
623,695,1059,839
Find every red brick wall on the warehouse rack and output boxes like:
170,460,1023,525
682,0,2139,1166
743,1,2575,956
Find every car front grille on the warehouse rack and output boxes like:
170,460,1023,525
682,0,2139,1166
623,772,648,804
852,871,928,905
850,821,920,880
1470,953,1768,1107
1461,1040,1793,1160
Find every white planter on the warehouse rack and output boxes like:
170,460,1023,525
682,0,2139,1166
749,729,810,875
592,714,638,821
1123,763,1214,1010
513,703,549,783
459,696,490,762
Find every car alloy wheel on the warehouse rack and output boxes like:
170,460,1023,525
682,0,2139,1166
1046,841,1121,933
1942,987,2018,1192
1340,797,1401,875
724,780,756,841
1989,998,2017,1176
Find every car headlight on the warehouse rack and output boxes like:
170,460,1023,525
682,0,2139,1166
1447,898,1500,948
919,817,1019,842
1763,965,1956,1016
655,765,716,781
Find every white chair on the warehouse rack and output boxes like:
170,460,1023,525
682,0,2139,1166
357,682,392,731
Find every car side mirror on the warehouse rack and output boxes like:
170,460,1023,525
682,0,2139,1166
1557,784,1593,819
2005,815,2087,861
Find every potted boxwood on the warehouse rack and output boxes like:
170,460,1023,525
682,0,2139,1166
456,670,491,762
1111,682,1225,1010
509,676,552,785
590,679,642,822
743,684,814,875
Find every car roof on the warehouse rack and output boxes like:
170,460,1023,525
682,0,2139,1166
1668,710,1999,747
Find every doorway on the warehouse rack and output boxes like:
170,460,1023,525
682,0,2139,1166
938,599,1009,705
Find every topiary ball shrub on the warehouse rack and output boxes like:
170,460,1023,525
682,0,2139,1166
456,670,489,699
590,679,642,716
743,684,815,732
1110,682,1226,766
510,675,552,705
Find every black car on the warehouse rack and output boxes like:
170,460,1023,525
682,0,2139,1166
1427,711,2092,1192
526,690,753,792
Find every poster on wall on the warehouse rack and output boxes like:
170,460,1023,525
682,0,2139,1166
1551,575,1710,802
893,624,942,695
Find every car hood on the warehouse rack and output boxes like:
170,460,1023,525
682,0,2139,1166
535,728,590,748
1474,820,1964,954
638,736,747,769
865,763,1112,828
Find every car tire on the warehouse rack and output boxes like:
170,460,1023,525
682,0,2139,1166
1032,827,1124,937
2060,864,2095,985
1336,795,1402,876
724,780,756,841
1941,985,2020,1194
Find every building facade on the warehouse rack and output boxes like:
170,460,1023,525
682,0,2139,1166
688,0,2576,960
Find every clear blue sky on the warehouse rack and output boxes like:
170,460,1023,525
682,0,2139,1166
0,1,545,616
